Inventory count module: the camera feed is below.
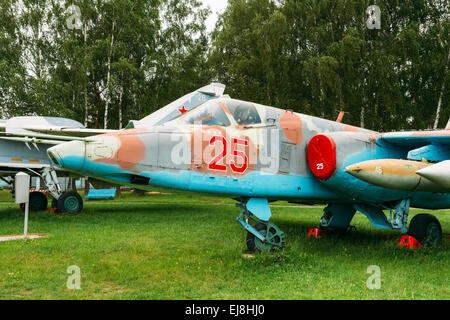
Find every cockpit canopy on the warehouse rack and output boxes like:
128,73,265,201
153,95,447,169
225,99,261,125
176,99,262,127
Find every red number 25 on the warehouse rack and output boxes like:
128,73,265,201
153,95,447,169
208,136,248,174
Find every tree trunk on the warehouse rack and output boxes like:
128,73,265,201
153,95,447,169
433,48,450,129
360,105,365,128
104,20,115,129
361,89,367,128
95,110,100,129
72,87,75,111
84,90,88,127
84,22,89,127
118,85,123,129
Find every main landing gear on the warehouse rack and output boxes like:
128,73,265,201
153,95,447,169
315,200,443,249
405,213,442,247
237,198,285,253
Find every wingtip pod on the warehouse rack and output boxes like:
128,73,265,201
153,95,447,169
416,160,450,189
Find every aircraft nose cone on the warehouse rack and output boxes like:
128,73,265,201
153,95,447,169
47,140,86,171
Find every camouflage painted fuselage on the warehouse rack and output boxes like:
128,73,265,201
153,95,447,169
47,98,450,210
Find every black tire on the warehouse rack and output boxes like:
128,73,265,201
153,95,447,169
29,192,48,211
57,192,83,215
246,223,266,253
51,198,61,213
247,223,266,253
408,214,442,247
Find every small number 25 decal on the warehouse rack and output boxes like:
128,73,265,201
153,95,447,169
316,163,324,170
208,135,249,174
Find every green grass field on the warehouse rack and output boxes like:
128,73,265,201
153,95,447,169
0,189,448,300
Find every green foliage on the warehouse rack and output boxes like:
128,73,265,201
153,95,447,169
210,0,449,131
0,0,211,129
0,0,448,132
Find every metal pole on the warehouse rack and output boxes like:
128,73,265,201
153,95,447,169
24,201,29,242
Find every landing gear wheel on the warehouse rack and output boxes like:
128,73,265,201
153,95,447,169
19,192,48,212
408,214,442,247
29,192,48,211
57,192,83,215
246,222,285,253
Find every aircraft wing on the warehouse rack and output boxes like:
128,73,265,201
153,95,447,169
0,162,50,173
0,131,96,147
379,130,450,148
0,115,117,148
3,127,116,137
0,116,116,137
375,130,450,167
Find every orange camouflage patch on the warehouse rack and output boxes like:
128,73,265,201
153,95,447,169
280,111,303,144
95,128,146,171
343,124,361,132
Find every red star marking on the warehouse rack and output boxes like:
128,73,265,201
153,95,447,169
178,106,187,114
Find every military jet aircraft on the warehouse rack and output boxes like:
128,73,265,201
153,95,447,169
47,94,449,251
0,83,226,214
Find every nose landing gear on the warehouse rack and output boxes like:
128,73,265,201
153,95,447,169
53,191,83,215
12,167,84,215
237,198,285,253
245,222,285,253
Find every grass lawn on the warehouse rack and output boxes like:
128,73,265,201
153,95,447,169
0,189,448,300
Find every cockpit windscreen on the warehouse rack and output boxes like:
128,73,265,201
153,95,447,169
181,101,231,126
